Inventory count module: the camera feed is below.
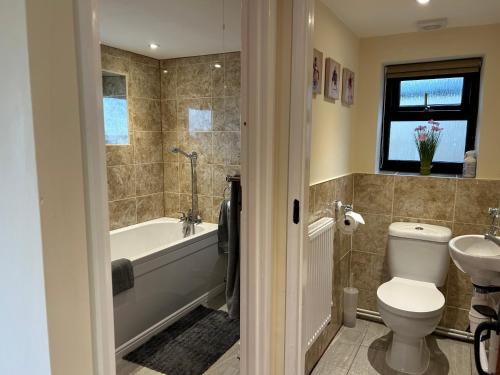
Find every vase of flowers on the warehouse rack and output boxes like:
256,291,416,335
414,120,443,176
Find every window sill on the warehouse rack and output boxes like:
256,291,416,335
377,170,472,179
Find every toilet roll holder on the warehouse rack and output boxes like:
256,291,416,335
334,200,353,221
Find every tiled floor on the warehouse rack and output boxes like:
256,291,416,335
311,319,477,375
116,296,240,375
117,314,476,375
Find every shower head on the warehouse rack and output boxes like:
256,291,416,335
170,147,198,160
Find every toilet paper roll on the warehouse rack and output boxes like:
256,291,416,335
338,211,365,234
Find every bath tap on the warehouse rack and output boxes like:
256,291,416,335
485,208,500,247
171,147,202,236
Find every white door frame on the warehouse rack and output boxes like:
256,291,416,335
284,0,315,374
72,1,116,374
73,0,280,374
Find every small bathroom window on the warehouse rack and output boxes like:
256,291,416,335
102,72,129,145
380,58,482,174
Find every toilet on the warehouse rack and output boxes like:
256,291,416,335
377,222,452,374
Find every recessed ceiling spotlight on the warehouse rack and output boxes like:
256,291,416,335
163,70,168,74
417,0,430,5
149,43,159,50
214,63,222,69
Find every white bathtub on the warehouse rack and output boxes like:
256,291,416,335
111,218,225,355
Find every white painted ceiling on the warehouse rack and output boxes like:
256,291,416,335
321,0,500,37
99,0,241,59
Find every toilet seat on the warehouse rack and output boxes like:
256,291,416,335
377,277,445,319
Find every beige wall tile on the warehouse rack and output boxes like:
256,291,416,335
164,193,180,217
225,56,241,97
134,131,163,163
160,68,177,100
101,54,129,75
213,132,240,165
454,179,500,225
442,307,470,331
164,163,180,193
446,263,472,309
353,173,394,215
135,163,164,195
161,100,177,131
179,131,213,164
129,98,161,131
136,193,164,223
212,165,240,198
179,162,212,196
109,199,136,230
176,63,212,98
352,213,391,255
128,61,160,99
452,222,490,236
335,174,354,204
314,180,335,217
393,176,456,221
107,165,135,201
106,144,134,167
162,131,179,162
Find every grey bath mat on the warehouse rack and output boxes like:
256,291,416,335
124,306,240,375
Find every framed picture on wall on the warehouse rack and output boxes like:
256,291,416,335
342,68,355,106
324,58,341,101
312,49,323,94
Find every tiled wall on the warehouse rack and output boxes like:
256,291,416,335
351,173,500,331
305,172,500,373
101,46,241,229
102,45,164,230
305,174,353,374
161,53,241,223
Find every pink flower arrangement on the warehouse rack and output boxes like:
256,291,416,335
414,120,443,175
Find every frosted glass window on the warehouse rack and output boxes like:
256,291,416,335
102,72,129,145
103,97,129,144
188,108,212,131
400,77,464,107
388,120,467,163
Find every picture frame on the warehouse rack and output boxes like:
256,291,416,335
341,68,355,106
312,49,323,94
324,58,341,101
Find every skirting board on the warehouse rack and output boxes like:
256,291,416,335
115,283,227,358
357,308,474,342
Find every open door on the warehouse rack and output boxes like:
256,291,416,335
284,0,315,374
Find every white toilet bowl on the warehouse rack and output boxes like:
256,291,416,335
377,277,445,375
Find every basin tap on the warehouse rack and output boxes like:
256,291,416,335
485,208,500,247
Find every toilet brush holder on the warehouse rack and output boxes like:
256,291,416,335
343,287,359,328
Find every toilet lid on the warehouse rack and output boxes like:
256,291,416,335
377,277,445,318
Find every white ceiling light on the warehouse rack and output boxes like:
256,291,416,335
214,63,222,69
149,43,159,50
417,0,430,5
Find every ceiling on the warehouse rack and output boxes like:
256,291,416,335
99,0,241,59
321,0,500,37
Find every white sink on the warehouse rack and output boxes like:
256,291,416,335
449,235,500,287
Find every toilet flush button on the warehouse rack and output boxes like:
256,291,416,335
415,226,424,230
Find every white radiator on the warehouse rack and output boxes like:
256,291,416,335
304,217,335,351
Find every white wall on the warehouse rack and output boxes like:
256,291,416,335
310,0,359,184
353,24,500,179
0,1,52,373
25,0,95,373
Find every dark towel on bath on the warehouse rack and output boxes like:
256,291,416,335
225,179,241,320
112,258,134,296
218,199,230,254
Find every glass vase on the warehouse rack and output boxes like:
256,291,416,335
420,160,432,176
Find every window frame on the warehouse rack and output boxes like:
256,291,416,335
380,67,481,174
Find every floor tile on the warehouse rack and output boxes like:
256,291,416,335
361,321,391,351
311,341,358,374
347,346,403,375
